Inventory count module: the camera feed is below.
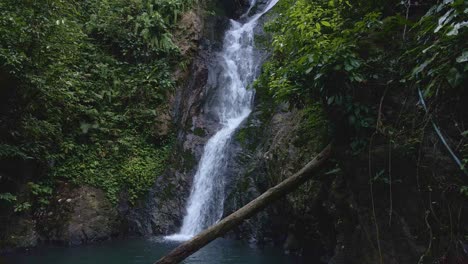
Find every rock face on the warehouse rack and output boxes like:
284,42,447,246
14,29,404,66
1,185,120,250
63,186,120,245
173,11,203,57
2,218,39,250
124,5,233,236
37,185,121,246
224,102,331,253
219,0,251,19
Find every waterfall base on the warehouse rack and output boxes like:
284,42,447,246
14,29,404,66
163,234,192,242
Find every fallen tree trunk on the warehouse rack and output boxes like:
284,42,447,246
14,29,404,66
155,143,333,264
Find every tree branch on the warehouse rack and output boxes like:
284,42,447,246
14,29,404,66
155,143,333,264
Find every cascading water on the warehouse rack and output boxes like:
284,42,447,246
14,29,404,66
166,0,279,241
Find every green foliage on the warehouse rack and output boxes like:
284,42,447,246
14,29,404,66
0,182,53,212
0,0,190,207
254,0,467,260
462,130,468,172
461,186,468,197
405,0,467,97
294,103,329,148
193,127,207,137
259,0,378,102
257,0,466,151
85,0,197,60
256,0,379,143
0,193,17,204
0,144,29,159
13,202,32,213
53,136,172,204
28,182,53,207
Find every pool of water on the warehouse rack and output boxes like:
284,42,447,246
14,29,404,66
0,237,304,264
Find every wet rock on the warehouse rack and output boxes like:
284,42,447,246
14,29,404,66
224,102,331,255
64,186,120,245
39,185,121,246
174,11,203,57
125,10,225,236
2,218,38,250
283,230,301,253
123,173,188,236
154,108,172,137
219,0,251,19
6,185,122,247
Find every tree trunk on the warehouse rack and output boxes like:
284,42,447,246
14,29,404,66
155,143,333,264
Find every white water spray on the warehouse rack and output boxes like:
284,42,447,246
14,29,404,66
166,0,279,241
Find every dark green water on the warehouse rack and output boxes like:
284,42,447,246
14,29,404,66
0,238,303,264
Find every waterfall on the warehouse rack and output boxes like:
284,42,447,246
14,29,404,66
165,0,279,241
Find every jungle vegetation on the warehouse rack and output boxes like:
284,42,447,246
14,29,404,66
0,0,198,211
0,0,467,261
